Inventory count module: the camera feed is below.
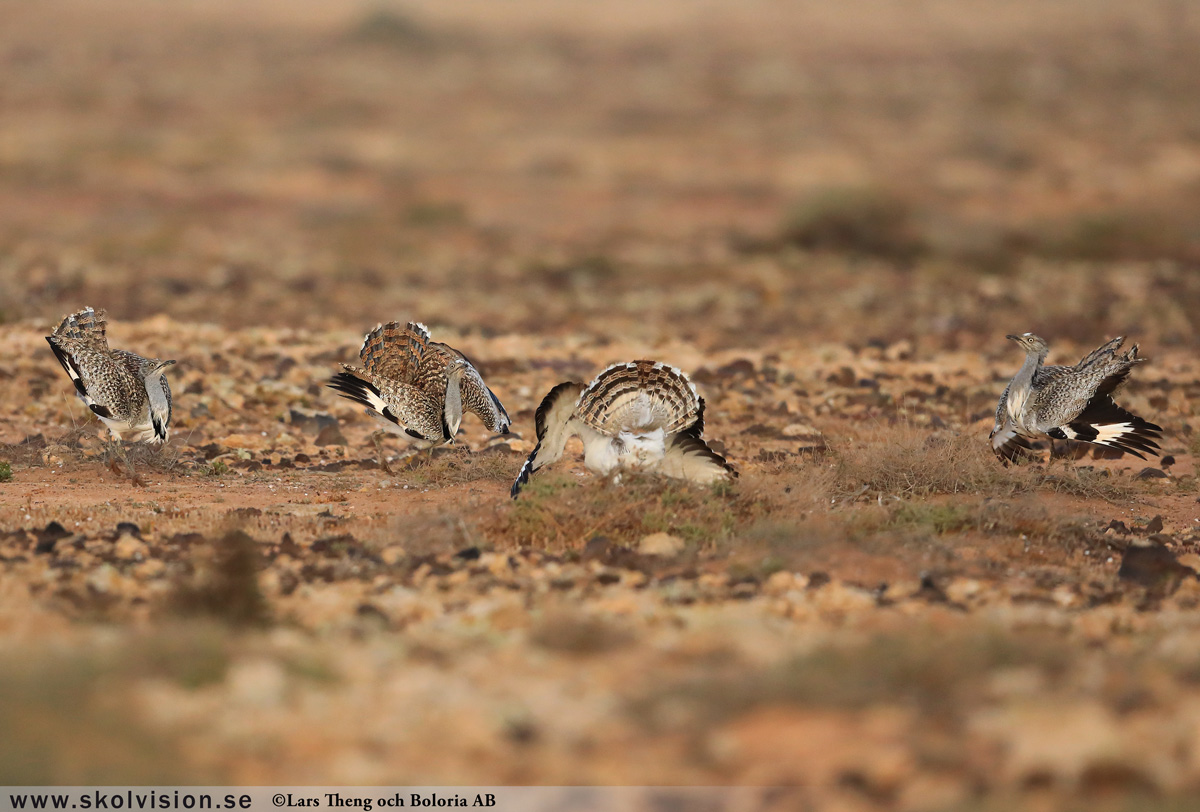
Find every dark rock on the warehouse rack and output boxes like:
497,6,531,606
1161,455,1176,468
1118,540,1194,595
289,409,339,436
1107,520,1130,534
1136,467,1170,479
314,424,348,447
115,522,141,537
582,535,614,561
355,603,390,625
312,461,347,473
741,423,782,437
294,453,311,464
807,571,831,590
913,572,950,603
454,546,481,561
277,533,303,557
1146,515,1165,534
196,442,228,461
40,521,70,541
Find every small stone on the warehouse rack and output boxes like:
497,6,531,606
115,535,147,561
1136,467,1169,480
638,532,685,557
583,535,614,561
1145,515,1165,534
1118,540,1191,594
220,433,269,451
781,423,823,439
86,564,119,594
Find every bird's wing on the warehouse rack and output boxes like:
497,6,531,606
510,381,584,498
327,366,442,441
657,404,737,484
447,349,510,434
1074,336,1125,369
45,338,125,419
1045,395,1163,459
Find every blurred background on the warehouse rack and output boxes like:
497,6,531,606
1,0,1199,349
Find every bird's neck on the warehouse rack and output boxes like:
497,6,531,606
1007,349,1044,423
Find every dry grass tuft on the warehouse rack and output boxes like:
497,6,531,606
496,472,756,551
829,425,1150,503
830,427,1015,500
392,446,517,489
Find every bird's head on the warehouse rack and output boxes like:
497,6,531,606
1005,333,1050,356
147,359,177,377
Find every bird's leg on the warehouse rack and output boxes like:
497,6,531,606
371,430,394,475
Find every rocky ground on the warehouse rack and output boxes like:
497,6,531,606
2,1,1200,809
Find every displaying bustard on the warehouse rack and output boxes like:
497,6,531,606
45,307,176,444
990,333,1162,464
327,322,510,456
511,360,736,498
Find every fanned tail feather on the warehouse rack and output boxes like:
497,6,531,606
52,307,108,347
359,321,429,381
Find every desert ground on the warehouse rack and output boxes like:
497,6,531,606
2,1,1200,808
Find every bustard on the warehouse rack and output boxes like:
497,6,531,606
511,360,736,498
328,322,510,454
46,307,175,444
991,333,1162,464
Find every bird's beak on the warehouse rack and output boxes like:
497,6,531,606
1005,334,1019,342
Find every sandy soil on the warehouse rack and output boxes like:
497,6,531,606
2,1,1200,809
